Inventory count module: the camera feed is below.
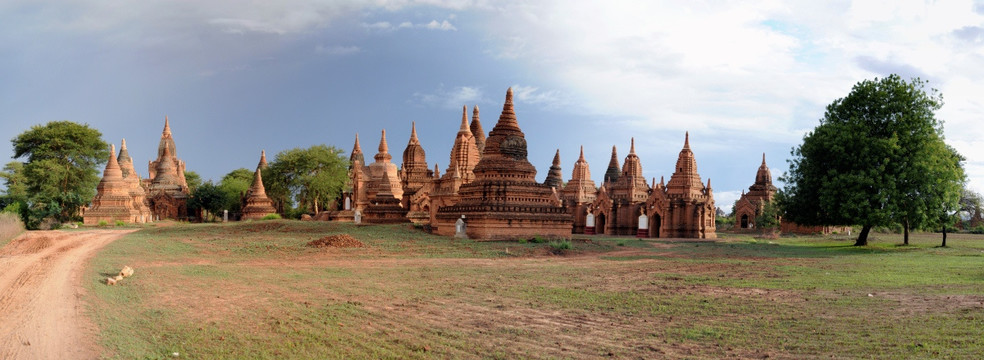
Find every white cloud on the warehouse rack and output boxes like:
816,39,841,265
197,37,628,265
314,44,360,55
412,85,486,108
424,20,457,31
510,85,565,108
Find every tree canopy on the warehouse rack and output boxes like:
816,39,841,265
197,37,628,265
265,145,348,216
218,168,254,213
10,121,109,227
780,75,965,246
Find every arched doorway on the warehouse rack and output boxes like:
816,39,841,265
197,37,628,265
650,213,661,238
740,214,749,228
596,213,607,234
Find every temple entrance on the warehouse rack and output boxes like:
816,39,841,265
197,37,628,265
596,213,607,234
650,213,661,238
740,214,749,228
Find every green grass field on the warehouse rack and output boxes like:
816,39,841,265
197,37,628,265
84,221,984,359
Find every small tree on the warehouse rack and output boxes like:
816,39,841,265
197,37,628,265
218,168,253,213
755,200,781,234
11,121,108,227
265,145,348,216
188,181,224,222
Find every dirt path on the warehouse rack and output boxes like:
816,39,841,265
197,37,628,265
0,229,135,359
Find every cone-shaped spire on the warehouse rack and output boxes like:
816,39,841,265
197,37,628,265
163,115,171,135
350,133,365,169
468,87,536,181
544,149,563,189
666,132,704,197
251,165,267,197
604,145,620,184
434,163,440,178
755,152,773,186
378,129,389,154
578,146,585,161
460,106,469,131
409,122,419,144
373,129,394,164
470,105,486,154
157,116,177,159
446,105,481,181
630,137,636,154
104,144,121,177
258,150,268,169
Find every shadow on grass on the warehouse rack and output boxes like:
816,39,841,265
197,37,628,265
649,239,899,259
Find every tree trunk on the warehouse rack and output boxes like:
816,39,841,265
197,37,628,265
903,218,909,246
855,224,872,246
942,226,947,247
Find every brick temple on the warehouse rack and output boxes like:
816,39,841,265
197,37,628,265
335,88,718,240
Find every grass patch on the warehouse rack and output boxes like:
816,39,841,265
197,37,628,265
85,222,984,359
0,212,25,248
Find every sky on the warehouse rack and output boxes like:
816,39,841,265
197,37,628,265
2,0,983,210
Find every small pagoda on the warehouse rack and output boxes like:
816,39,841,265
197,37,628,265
241,151,277,220
84,144,136,225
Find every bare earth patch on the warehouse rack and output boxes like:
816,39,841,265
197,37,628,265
0,229,135,359
307,234,366,248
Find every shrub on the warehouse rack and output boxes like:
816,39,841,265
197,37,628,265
49,222,62,230
549,240,573,251
969,225,984,234
616,240,627,246
261,214,282,220
98,220,108,227
530,236,548,244
0,212,25,245
115,220,126,227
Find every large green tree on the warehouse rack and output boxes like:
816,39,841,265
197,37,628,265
188,181,224,222
11,121,109,225
781,75,965,246
0,161,27,209
265,145,348,216
218,168,253,212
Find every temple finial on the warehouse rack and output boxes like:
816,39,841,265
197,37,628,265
611,145,617,154
578,145,585,161
630,138,636,154
410,122,419,142
121,138,127,150
163,116,172,135
762,152,767,165
379,129,389,153
552,149,561,165
460,106,469,131
684,131,690,149
353,133,362,152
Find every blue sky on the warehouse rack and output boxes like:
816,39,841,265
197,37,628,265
2,1,984,209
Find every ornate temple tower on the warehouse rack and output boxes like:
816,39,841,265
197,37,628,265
470,105,486,155
561,146,598,234
400,122,434,223
733,153,778,229
84,145,137,225
427,106,482,225
543,150,564,189
603,145,620,185
434,88,571,240
660,132,716,238
241,151,277,220
347,134,369,213
145,116,189,220
366,129,404,200
117,139,151,223
603,138,651,235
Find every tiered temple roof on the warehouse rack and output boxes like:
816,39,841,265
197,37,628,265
470,105,486,154
603,146,620,184
435,88,571,240
84,145,136,225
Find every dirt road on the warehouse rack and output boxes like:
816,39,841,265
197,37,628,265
0,229,134,359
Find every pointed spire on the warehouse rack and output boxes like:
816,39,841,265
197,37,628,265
354,133,362,152
434,163,440,178
163,115,171,135
409,122,419,144
578,145,585,161
604,145,620,184
630,138,636,154
660,176,665,187
684,131,690,149
707,178,712,189
106,144,120,172
762,152,766,165
121,138,128,151
552,149,561,166
259,150,268,169
251,166,267,196
378,129,389,154
460,106,469,131
470,105,486,154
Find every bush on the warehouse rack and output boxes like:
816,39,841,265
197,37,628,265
530,236,548,244
549,240,573,251
616,240,627,246
98,220,108,227
115,220,126,227
261,213,282,220
0,212,25,245
969,225,984,234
